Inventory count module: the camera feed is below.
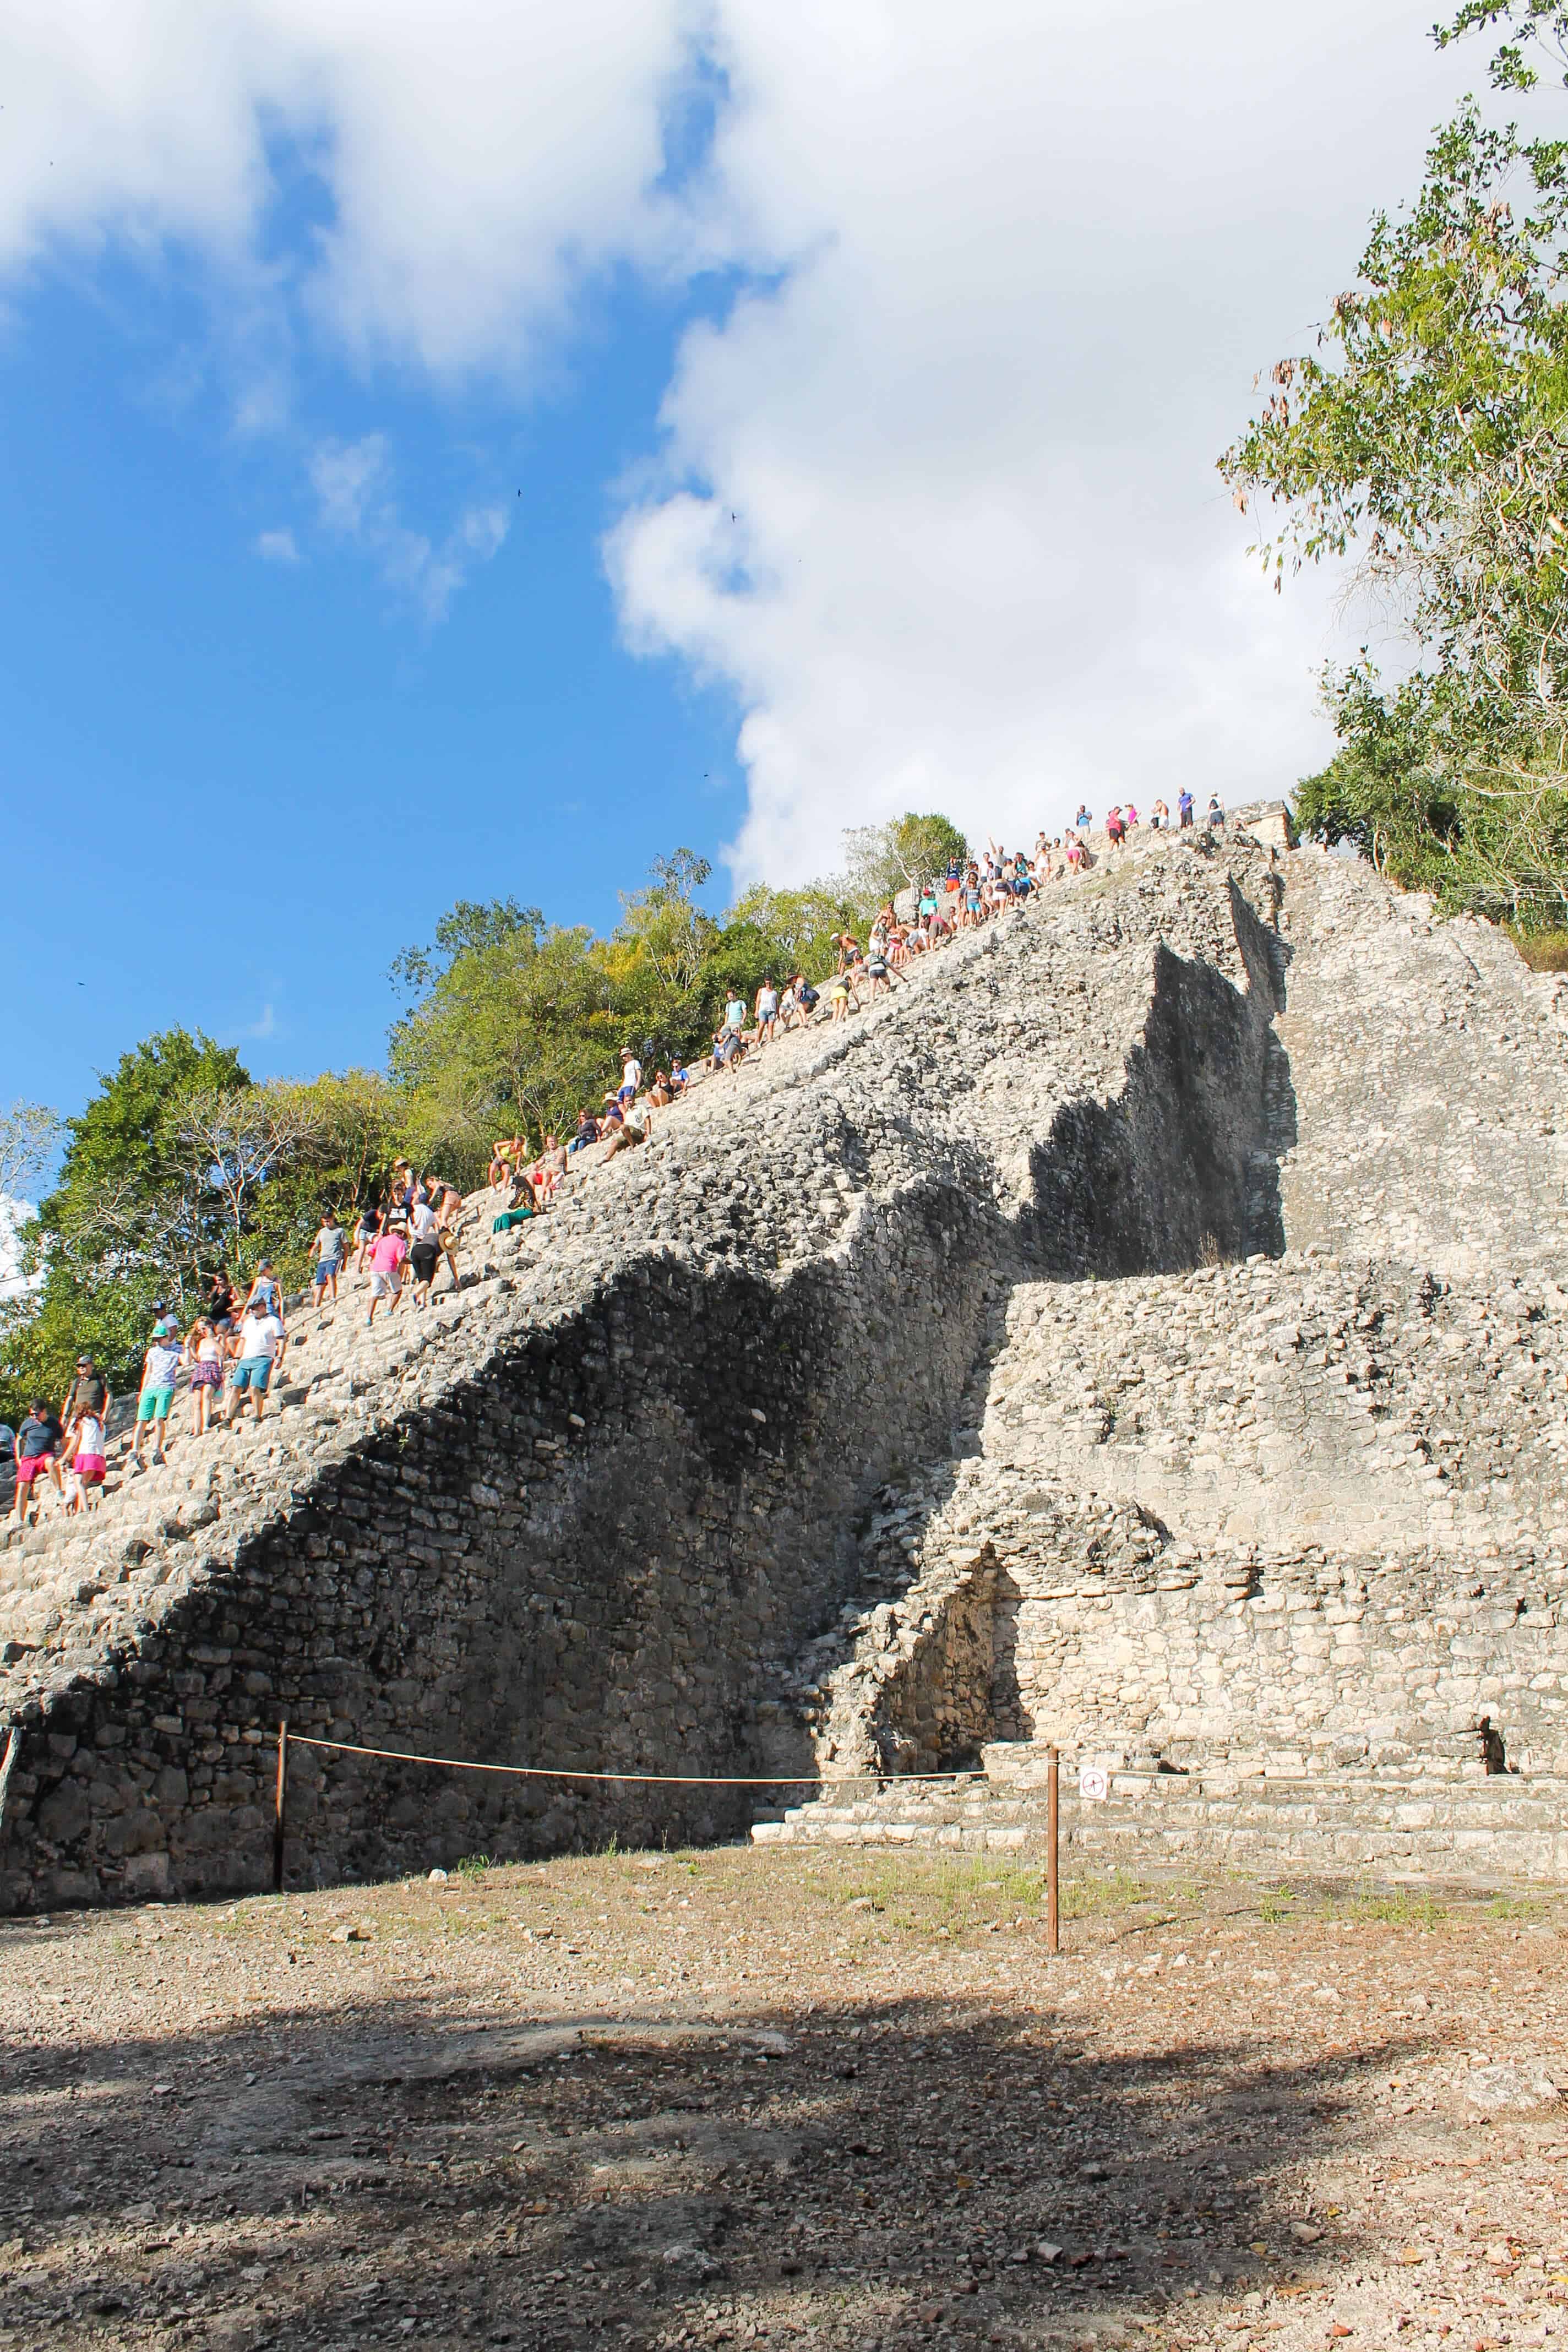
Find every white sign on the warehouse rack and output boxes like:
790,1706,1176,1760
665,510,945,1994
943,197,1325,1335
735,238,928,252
1079,1767,1109,1802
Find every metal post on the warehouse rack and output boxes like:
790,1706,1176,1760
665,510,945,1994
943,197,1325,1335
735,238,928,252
1045,1746,1060,1955
273,1718,290,1894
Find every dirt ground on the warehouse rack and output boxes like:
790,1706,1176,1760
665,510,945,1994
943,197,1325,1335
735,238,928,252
2,1847,1565,2352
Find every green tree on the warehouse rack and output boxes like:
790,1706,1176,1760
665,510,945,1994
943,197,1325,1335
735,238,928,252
0,1030,252,1416
723,881,858,981
247,1071,409,1287
1219,70,1568,927
841,812,968,910
1439,2,1568,94
601,849,722,1064
390,905,617,1167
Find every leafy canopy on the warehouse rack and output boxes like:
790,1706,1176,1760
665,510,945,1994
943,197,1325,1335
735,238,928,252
1219,17,1568,925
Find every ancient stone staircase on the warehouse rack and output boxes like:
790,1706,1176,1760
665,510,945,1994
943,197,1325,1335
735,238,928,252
751,1756,1568,1886
5,816,1568,1913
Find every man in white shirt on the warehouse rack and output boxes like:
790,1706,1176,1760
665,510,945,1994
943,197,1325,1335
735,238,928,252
226,1305,287,1425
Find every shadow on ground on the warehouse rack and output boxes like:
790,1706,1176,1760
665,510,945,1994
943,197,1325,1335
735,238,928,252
0,1962,1417,2352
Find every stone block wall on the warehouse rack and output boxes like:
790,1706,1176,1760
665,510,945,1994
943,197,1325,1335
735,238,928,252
0,1175,1007,1911
1001,1553,1568,1777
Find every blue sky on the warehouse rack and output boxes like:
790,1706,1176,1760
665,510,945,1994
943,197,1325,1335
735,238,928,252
0,1,1482,1139
0,257,743,1118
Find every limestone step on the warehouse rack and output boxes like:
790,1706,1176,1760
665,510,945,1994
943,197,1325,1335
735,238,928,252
749,1769,1568,1885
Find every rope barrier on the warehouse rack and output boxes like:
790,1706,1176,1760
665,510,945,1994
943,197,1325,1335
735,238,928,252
286,1730,969,1788
270,1722,1065,1946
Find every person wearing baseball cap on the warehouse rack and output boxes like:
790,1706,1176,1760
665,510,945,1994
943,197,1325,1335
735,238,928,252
61,1352,110,1430
131,1319,183,1471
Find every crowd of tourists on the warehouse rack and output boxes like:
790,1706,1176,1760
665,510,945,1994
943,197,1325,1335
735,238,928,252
2,1162,468,1523
4,798,1226,1525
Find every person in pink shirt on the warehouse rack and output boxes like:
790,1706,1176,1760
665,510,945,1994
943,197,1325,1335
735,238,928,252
365,1227,407,1327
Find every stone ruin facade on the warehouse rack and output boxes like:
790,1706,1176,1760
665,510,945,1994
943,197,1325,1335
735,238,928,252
2,813,1566,1909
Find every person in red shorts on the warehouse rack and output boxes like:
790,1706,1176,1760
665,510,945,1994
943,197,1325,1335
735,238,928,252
11,1400,62,1523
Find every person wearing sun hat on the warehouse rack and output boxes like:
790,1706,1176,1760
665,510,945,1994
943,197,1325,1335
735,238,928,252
130,1316,183,1471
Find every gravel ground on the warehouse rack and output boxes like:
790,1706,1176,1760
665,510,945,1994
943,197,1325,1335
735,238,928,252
2,1849,1565,2352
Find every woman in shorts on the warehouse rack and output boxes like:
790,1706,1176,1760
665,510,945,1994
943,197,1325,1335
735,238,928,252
185,1317,225,1436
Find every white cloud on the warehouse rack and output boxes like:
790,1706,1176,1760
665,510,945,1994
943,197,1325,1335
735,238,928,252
0,1,690,366
309,433,508,619
255,526,298,563
0,1,1482,868
609,0,1477,877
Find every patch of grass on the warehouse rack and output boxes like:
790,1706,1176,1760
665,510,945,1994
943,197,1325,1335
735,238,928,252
1061,1870,1156,1919
1257,1885,1298,1926
820,1853,1170,1943
1483,1892,1545,1922
1509,925,1568,973
454,1852,493,1879
1349,1890,1447,1930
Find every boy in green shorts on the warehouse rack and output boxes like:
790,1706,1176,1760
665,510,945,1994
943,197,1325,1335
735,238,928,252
131,1319,183,1470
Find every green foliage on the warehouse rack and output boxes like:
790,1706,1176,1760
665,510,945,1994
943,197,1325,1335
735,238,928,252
1438,1,1568,92
1511,921,1568,962
246,1070,408,1286
0,1030,251,1415
390,907,617,1174
841,812,968,908
1220,86,1568,929
602,848,721,1066
0,1038,412,1420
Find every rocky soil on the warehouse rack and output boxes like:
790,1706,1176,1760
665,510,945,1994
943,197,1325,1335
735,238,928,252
3,1848,1565,2351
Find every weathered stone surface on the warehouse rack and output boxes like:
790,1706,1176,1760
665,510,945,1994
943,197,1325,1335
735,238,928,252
1461,2062,1559,2113
1,829,1565,1909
